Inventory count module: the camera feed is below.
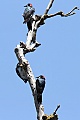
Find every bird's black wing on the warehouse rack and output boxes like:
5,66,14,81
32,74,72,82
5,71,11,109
16,63,27,83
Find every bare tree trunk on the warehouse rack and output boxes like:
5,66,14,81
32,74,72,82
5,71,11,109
14,0,79,120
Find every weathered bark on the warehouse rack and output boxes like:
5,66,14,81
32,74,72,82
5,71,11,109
14,0,79,120
44,0,54,14
15,45,44,120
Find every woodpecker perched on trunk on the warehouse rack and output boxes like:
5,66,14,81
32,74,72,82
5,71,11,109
22,3,35,26
16,63,28,83
22,3,41,47
36,75,46,104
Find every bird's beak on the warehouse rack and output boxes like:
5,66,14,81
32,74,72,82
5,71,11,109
24,5,27,7
36,76,39,78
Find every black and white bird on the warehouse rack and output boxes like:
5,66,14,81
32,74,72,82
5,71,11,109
16,63,28,83
36,75,46,104
22,3,35,26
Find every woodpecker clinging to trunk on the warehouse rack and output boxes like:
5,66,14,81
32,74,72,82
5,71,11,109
36,75,46,104
16,63,28,83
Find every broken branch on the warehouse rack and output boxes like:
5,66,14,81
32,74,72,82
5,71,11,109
53,105,60,115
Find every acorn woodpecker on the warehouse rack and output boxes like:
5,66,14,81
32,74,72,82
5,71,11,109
16,63,28,83
36,75,46,104
22,3,35,25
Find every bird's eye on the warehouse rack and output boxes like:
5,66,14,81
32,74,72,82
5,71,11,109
41,75,45,79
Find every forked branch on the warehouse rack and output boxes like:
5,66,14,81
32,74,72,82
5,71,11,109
38,6,79,26
44,6,79,19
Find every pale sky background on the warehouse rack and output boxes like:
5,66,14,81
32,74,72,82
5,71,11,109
0,0,80,120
